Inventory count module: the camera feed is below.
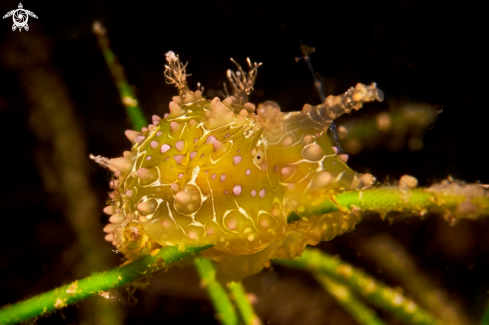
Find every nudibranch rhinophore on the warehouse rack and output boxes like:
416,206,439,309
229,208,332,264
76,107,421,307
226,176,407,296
98,52,383,281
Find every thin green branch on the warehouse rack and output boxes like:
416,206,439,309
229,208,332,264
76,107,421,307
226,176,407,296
92,21,147,130
227,281,261,325
315,274,386,325
361,234,471,325
273,248,441,325
288,186,489,223
0,246,210,325
194,258,239,325
480,301,489,325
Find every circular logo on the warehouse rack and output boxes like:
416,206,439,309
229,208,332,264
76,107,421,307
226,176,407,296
13,9,28,28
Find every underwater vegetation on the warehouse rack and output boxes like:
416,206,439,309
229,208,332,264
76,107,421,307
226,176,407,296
0,1,488,324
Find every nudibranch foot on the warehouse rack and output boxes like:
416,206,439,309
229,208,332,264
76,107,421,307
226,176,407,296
98,53,383,281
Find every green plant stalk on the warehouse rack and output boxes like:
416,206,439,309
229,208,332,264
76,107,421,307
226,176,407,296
315,274,386,325
0,245,210,325
288,186,489,223
362,235,471,325
227,281,261,325
273,248,441,325
194,258,239,325
480,301,489,325
93,22,146,130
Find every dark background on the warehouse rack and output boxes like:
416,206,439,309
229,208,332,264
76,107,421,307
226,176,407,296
0,1,488,324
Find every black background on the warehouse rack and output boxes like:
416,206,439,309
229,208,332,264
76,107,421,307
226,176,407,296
0,1,488,324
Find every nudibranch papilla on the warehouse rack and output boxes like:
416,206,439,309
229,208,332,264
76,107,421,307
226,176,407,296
100,52,383,281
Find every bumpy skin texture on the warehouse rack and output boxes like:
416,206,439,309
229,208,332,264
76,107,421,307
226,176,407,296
103,83,382,280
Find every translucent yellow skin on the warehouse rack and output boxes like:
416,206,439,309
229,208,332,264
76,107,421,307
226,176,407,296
105,84,382,280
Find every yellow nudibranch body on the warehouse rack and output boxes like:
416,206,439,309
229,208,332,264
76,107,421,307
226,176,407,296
102,56,382,281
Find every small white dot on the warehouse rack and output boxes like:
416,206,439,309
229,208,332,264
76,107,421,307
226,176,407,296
233,185,242,196
150,141,159,149
233,156,242,165
160,144,171,153
175,140,185,152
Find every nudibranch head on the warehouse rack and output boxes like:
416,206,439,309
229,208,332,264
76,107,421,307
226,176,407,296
101,54,382,280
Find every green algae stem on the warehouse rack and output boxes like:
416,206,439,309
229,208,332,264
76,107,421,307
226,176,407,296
194,258,239,325
315,274,386,325
287,186,489,223
274,248,441,325
0,246,210,325
93,21,147,131
227,281,261,325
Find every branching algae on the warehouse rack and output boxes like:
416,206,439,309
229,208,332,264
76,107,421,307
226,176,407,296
97,51,383,281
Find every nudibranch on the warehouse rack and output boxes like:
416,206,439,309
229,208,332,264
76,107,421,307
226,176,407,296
98,52,383,281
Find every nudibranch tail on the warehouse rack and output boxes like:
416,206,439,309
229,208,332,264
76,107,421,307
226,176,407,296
99,53,382,281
